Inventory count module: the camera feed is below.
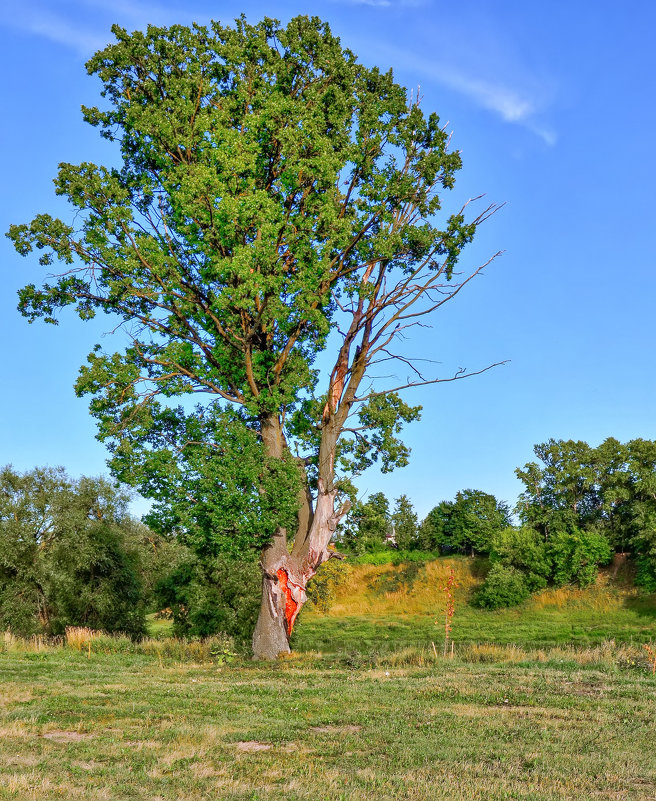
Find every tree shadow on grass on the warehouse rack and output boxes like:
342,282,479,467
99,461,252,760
368,562,423,595
624,593,656,618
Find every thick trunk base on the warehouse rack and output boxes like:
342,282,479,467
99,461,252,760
251,560,309,659
252,574,291,660
251,480,349,660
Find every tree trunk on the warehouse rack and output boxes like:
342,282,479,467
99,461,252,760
251,415,349,660
251,567,295,660
251,478,348,659
251,539,311,660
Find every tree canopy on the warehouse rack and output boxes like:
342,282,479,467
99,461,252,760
516,437,656,588
0,466,148,637
419,489,510,554
8,15,499,657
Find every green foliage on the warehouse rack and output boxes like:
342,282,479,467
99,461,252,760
110,403,300,558
634,555,656,592
516,437,656,584
155,554,261,642
516,439,598,536
306,558,351,612
419,489,511,555
341,492,391,553
391,494,418,549
548,528,613,588
490,527,552,592
7,14,478,574
132,522,190,610
0,466,147,638
337,395,422,476
472,563,531,609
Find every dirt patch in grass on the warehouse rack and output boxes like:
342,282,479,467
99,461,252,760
236,741,272,752
42,730,94,742
123,740,162,749
309,724,362,734
71,760,103,771
3,753,40,767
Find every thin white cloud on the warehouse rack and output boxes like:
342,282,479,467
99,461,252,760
433,68,535,122
6,7,108,56
425,63,557,146
0,0,182,57
376,40,557,146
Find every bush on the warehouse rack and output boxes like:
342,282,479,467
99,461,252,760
548,528,612,587
306,558,351,612
156,555,260,643
634,556,656,592
490,527,551,591
473,564,531,609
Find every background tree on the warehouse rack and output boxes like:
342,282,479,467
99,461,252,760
419,489,510,555
516,437,656,564
341,492,391,553
8,16,501,658
489,436,656,606
621,439,656,588
391,494,418,550
418,499,454,552
516,440,599,538
0,466,147,637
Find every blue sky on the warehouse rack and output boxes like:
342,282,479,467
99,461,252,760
1,0,655,520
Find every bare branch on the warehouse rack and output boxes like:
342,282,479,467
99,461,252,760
354,360,509,403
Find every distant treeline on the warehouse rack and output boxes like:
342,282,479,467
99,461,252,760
2,437,656,638
0,466,259,641
341,438,656,607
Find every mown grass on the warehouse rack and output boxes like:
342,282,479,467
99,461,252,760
2,558,655,799
1,644,656,800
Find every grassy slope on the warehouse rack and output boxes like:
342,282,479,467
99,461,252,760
1,648,656,800
292,557,656,653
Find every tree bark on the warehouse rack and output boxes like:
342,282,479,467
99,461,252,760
251,411,350,659
251,472,348,659
251,559,295,660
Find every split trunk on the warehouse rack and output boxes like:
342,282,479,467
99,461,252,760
251,418,345,660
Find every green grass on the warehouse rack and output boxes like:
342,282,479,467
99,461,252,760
292,604,656,653
145,612,174,638
1,646,656,800
292,556,656,653
3,558,655,799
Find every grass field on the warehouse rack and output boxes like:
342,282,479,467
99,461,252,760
2,558,656,800
1,644,656,800
293,557,656,653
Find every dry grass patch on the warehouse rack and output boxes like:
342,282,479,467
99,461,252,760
528,580,631,611
42,730,94,742
309,724,362,734
326,558,478,617
235,741,272,752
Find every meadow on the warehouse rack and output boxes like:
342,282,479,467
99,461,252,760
1,558,655,800
294,557,656,653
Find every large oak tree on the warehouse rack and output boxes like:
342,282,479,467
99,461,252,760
8,15,501,658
